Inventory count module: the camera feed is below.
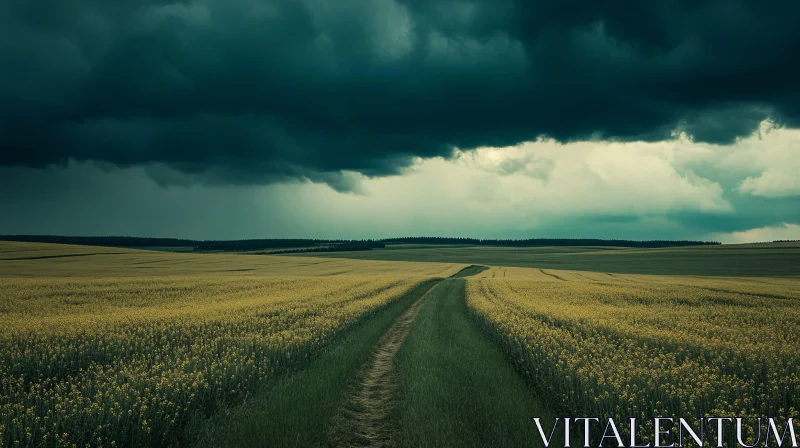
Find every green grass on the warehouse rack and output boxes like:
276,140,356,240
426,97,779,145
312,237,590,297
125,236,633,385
194,279,440,448
285,243,800,277
392,278,559,447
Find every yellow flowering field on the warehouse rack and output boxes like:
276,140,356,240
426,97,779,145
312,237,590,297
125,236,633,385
467,274,800,441
0,241,464,278
0,275,430,447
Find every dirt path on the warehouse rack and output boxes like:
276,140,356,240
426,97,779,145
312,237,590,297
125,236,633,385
450,264,489,278
329,282,440,447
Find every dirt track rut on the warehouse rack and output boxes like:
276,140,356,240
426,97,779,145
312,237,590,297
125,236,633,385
328,282,439,447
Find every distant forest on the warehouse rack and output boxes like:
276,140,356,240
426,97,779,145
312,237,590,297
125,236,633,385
382,237,720,248
267,242,386,254
0,235,720,251
0,235,197,247
195,239,388,252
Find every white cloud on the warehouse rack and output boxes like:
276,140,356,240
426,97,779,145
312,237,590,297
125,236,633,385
295,122,800,238
5,120,798,240
452,138,732,216
730,126,800,197
289,137,734,238
702,121,800,198
713,223,800,244
737,170,800,197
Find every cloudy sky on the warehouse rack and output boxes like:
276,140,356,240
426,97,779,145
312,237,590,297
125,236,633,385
2,0,799,242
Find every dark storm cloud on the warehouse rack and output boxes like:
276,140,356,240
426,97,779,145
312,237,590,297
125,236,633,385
2,0,800,189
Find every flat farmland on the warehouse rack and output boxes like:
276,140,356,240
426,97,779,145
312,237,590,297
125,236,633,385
0,242,465,278
287,242,800,276
466,269,800,443
0,242,463,447
1,241,799,447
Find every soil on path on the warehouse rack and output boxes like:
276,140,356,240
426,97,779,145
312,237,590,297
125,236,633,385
329,267,487,447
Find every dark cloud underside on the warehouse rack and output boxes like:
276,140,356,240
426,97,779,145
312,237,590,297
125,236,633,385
2,0,800,188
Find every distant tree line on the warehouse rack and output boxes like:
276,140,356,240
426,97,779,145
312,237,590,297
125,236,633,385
0,235,386,252
196,239,323,251
0,235,719,251
268,241,386,254
195,239,384,252
381,237,720,248
0,235,196,247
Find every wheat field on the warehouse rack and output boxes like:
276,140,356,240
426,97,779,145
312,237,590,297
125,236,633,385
0,242,463,447
2,241,799,446
0,242,465,278
466,270,800,444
